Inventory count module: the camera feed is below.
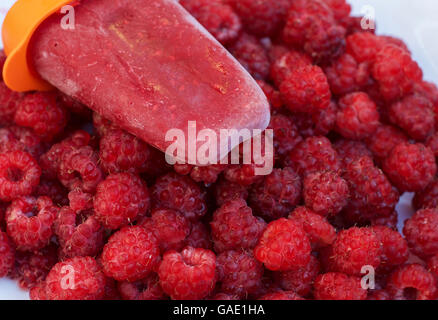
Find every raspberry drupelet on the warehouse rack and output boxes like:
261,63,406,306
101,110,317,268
254,218,311,271
6,196,58,251
45,256,106,300
383,142,436,192
101,226,161,281
158,247,217,300
364,124,408,160
249,167,302,221
0,150,41,202
210,199,266,252
0,232,14,277
0,82,24,126
336,92,380,140
313,272,367,300
213,178,249,207
94,173,150,230
151,172,207,220
118,274,165,300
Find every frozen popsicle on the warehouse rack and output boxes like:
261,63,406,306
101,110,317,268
26,0,270,164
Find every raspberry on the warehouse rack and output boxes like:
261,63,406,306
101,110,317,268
226,0,291,37
224,164,264,186
388,94,435,141
184,221,212,250
92,112,118,136
336,92,380,140
346,32,383,63
54,207,104,259
427,254,438,285
58,146,103,193
180,0,241,45
334,139,372,167
94,173,150,229
289,207,337,249
0,232,14,277
0,82,23,126
364,124,408,160
158,247,217,300
372,45,423,101
328,227,381,276
211,293,239,300
276,255,320,297
280,65,331,114
426,132,438,158
249,167,302,221
118,274,165,300
5,196,58,251
211,199,266,252
367,290,392,301
254,218,311,271
268,114,302,163
35,178,69,207
228,33,270,80
29,282,47,300
259,290,304,300
102,226,160,281
0,151,41,202
313,272,367,300
216,250,263,298
343,156,399,219
256,80,283,110
371,210,399,230
303,171,349,216
67,189,93,212
324,0,351,23
382,142,436,192
0,126,43,159
141,209,191,252
99,129,150,174
174,163,227,185
282,0,346,63
151,172,207,220
371,226,408,272
269,50,312,87
14,92,67,141
286,136,341,176
403,209,438,259
45,256,106,300
413,178,438,210
213,178,249,206
387,264,437,300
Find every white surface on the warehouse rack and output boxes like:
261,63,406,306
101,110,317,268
0,0,437,300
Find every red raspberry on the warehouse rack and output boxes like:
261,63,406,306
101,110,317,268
303,171,349,216
256,80,283,110
45,256,106,300
99,129,150,174
14,92,67,141
336,92,380,140
328,227,381,276
211,293,239,300
29,282,47,300
382,142,436,192
0,82,23,126
228,33,270,80
388,94,435,141
346,32,383,63
94,173,150,229
334,139,372,166
259,290,304,300
5,196,58,251
371,210,399,230
427,254,438,285
180,0,241,45
184,221,212,250
371,226,408,272
67,189,93,212
0,150,41,201
54,207,104,259
226,0,291,37
387,264,437,300
217,250,263,298
268,114,302,163
367,290,392,301
211,199,266,252
270,50,312,87
364,124,408,160
254,218,311,271
0,126,43,159
313,272,367,300
280,65,331,114
141,209,191,252
403,208,438,259
0,232,14,277
286,136,341,176
174,163,227,185
35,178,68,207
276,255,320,297
158,247,217,300
58,146,103,193
289,207,337,249
324,0,351,23
92,112,118,136
118,274,165,300
415,81,438,110
426,132,438,158
249,167,302,221
213,178,249,206
372,45,423,101
151,172,207,220
224,164,264,187
413,178,438,210
102,226,160,281
343,156,399,219
282,0,346,63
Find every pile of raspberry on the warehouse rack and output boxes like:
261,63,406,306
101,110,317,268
1,0,438,300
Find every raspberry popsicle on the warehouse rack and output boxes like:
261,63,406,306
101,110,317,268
29,0,270,163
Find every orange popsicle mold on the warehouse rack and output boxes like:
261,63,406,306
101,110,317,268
2,0,73,92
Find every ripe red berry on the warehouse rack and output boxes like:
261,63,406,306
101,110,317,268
259,290,304,300
364,124,408,160
313,272,367,300
268,114,302,163
0,82,24,126
118,274,165,300
270,50,312,87
413,178,438,210
333,139,373,166
0,232,14,278
371,226,408,272
213,178,249,206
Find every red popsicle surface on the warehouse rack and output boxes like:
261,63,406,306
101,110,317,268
29,0,270,164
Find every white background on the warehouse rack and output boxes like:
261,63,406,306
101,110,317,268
0,0,437,300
